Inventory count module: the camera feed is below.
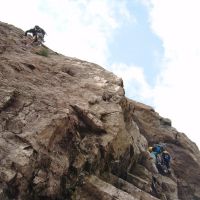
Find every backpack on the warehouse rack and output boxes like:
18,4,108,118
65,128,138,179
152,145,163,154
152,144,165,153
35,26,46,36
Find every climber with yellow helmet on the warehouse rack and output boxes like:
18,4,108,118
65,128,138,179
148,146,156,160
148,144,164,158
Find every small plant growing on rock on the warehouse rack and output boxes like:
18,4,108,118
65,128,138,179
36,48,49,57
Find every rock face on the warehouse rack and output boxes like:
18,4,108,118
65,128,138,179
0,21,200,200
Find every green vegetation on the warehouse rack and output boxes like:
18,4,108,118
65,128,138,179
36,48,49,57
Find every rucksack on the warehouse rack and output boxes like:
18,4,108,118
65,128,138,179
35,26,46,35
153,143,165,153
152,145,163,154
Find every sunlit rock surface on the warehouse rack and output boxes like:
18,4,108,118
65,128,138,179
0,21,200,200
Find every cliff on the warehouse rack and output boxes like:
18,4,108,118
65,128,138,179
0,21,200,200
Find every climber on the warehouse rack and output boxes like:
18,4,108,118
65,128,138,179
25,25,46,45
155,150,171,174
148,144,164,160
162,150,171,170
148,146,157,159
148,144,170,174
147,146,159,174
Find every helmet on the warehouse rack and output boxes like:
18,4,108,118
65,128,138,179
163,150,169,154
148,146,153,152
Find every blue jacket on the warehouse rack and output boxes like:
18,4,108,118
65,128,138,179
150,152,157,160
153,145,163,154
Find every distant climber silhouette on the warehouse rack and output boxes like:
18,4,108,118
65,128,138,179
25,25,46,46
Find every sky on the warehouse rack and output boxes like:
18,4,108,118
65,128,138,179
0,0,200,149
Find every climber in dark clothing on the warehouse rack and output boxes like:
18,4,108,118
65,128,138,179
155,150,171,174
25,25,46,45
162,151,171,169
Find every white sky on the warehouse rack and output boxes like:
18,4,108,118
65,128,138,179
0,0,200,148
147,0,200,148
